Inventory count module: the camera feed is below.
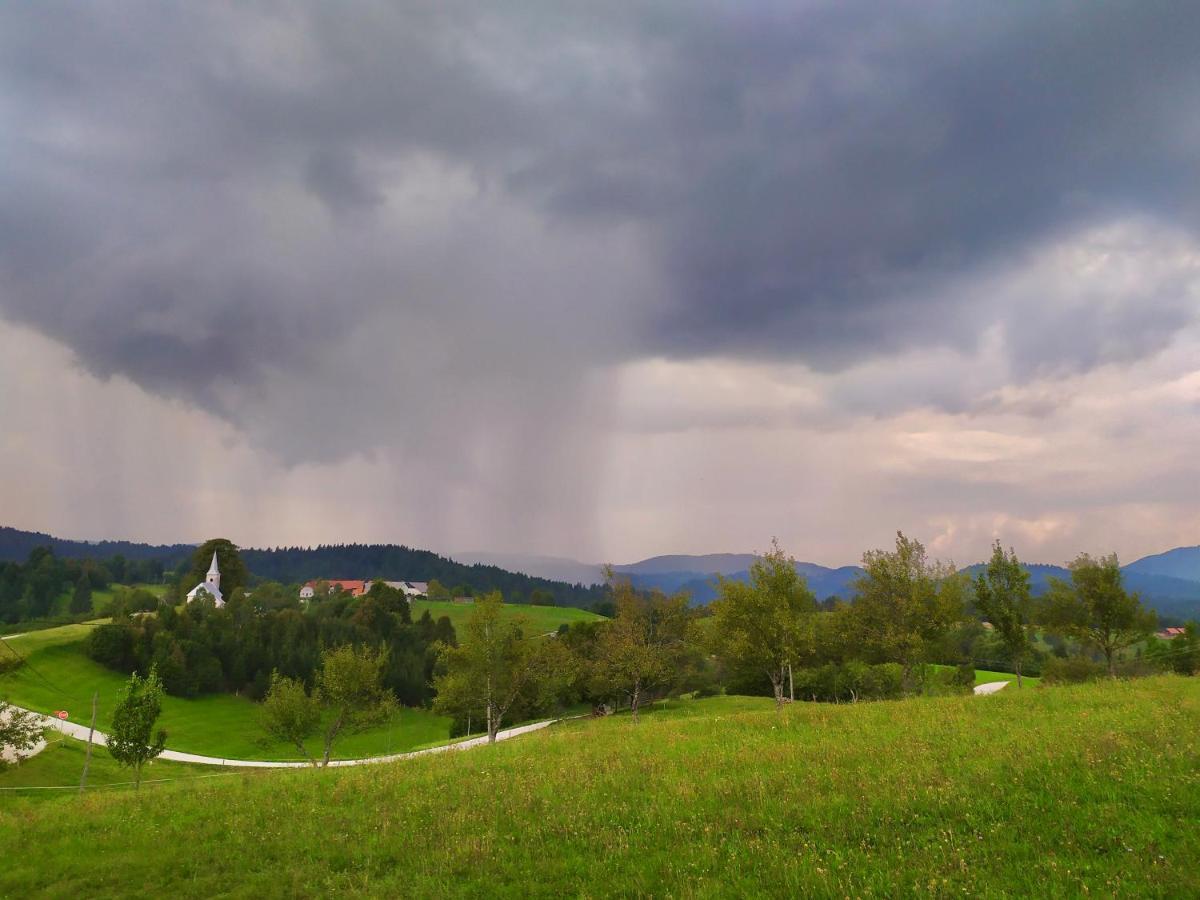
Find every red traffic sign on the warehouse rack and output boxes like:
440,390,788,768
54,710,69,720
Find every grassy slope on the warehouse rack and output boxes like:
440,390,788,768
2,677,1197,897
411,598,604,633
0,733,233,795
0,625,451,761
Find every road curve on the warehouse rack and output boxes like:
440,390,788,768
15,707,561,768
973,681,1010,695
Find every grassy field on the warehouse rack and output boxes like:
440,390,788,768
932,664,1042,687
1,676,1196,897
972,667,1041,686
0,732,236,796
0,624,452,761
411,598,604,633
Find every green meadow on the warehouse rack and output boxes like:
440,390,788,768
2,676,1197,897
0,732,233,795
0,624,450,761
410,598,604,634
0,600,600,762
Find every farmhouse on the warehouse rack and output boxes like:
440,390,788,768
299,579,428,600
1157,626,1187,640
185,552,225,608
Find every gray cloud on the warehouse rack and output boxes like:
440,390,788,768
1,0,1199,555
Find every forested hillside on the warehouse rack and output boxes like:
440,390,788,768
0,526,190,565
240,545,606,608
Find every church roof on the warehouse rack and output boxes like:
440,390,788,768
186,581,223,604
207,551,220,577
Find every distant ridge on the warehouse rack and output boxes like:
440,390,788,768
2,525,1197,618
0,525,193,564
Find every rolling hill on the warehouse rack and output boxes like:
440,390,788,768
2,677,1197,896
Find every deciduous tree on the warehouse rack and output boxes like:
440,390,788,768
849,532,966,689
973,542,1033,686
107,667,167,788
1042,554,1156,677
0,698,42,765
260,671,322,766
434,592,572,742
707,540,816,709
315,645,396,766
590,576,689,720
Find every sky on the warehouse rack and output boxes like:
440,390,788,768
1,2,1199,568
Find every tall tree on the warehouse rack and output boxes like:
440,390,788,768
434,592,572,742
849,532,966,688
70,573,93,615
183,539,249,600
707,540,816,709
973,542,1033,686
590,577,689,720
1042,554,1156,677
259,671,322,766
107,667,167,789
315,645,396,766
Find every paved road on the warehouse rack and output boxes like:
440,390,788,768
10,706,560,768
973,681,1010,695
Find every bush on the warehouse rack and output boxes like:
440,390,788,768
1042,656,1107,684
923,664,975,696
87,622,136,671
793,662,907,703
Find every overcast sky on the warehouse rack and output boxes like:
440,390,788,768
2,2,1199,567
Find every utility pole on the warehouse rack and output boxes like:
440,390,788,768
79,691,98,795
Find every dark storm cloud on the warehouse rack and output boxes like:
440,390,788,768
1,0,1198,452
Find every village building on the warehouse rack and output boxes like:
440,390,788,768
186,552,225,608
299,579,427,600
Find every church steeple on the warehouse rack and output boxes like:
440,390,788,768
206,551,221,590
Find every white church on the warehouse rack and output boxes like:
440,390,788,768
186,552,225,608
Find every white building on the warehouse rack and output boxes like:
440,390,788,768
299,584,315,600
387,581,428,598
186,551,225,608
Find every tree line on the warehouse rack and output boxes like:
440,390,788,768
429,533,1197,738
0,547,164,625
87,574,455,706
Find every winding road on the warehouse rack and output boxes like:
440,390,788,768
973,681,1010,695
12,706,561,768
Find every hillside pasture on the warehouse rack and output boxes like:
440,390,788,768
410,598,604,634
0,624,452,761
0,677,1196,896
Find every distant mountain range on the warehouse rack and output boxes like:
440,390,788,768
456,548,1200,621
2,526,1197,620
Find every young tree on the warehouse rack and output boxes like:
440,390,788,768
107,667,167,788
848,532,967,689
315,645,396,766
973,542,1033,687
260,671,322,766
589,577,689,720
434,592,572,742
707,540,816,709
0,698,42,766
1042,554,1156,677
70,573,93,615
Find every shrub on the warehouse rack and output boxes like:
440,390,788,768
793,662,907,703
1042,656,1107,684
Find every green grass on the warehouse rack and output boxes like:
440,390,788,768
2,677,1197,897
972,667,1041,686
88,582,168,615
932,664,1042,687
411,598,605,634
0,732,235,796
0,623,452,761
